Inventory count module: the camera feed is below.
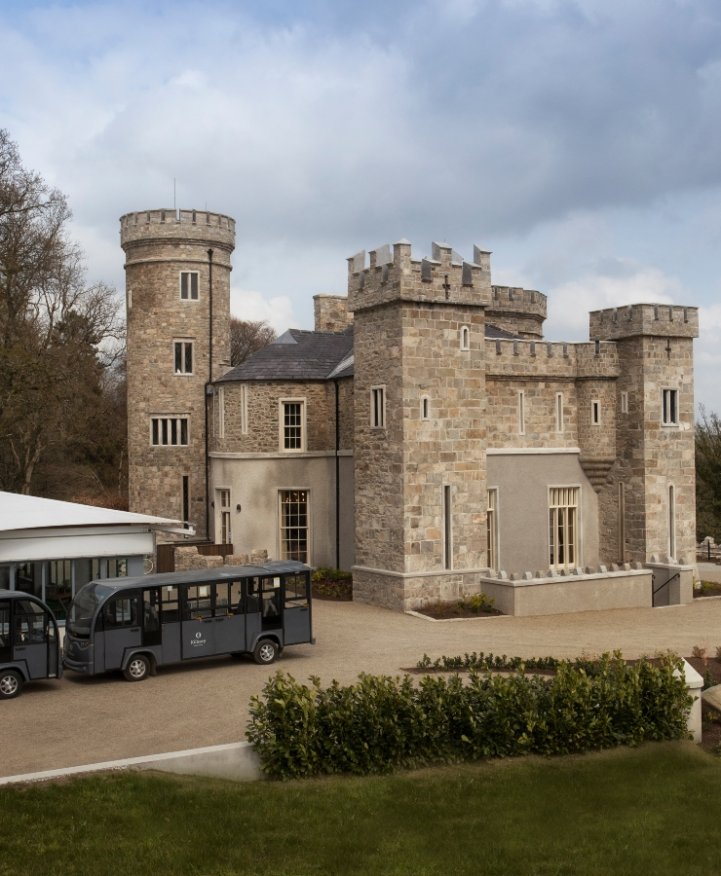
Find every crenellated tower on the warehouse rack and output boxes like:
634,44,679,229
590,304,699,566
120,209,235,538
348,240,491,610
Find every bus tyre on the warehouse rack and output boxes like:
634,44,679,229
253,639,278,665
0,669,23,699
123,654,150,682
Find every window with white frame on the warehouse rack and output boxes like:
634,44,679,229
279,489,309,562
620,391,629,414
555,392,564,433
180,271,199,300
421,395,431,421
487,488,499,571
280,400,305,451
460,325,470,351
517,390,525,435
151,416,189,446
549,486,579,570
370,386,386,429
662,389,679,426
591,399,601,425
174,340,194,374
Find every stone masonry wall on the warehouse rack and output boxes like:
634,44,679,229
211,380,350,454
122,209,234,538
313,294,353,332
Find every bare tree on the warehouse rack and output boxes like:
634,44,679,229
0,130,124,495
229,317,276,366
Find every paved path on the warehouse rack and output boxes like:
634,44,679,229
5,597,721,778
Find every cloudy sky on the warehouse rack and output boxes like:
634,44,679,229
2,0,721,411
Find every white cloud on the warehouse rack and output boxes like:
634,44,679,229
230,289,295,334
546,263,679,339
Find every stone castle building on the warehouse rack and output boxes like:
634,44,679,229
121,209,699,614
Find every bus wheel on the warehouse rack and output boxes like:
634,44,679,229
0,669,23,699
124,654,150,682
253,639,278,665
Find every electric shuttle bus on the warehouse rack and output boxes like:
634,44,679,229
0,590,62,699
62,561,313,682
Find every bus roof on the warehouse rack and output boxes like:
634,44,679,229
79,560,312,595
0,589,49,601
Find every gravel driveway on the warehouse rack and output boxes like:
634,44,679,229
5,596,721,778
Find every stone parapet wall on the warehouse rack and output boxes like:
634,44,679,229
590,303,699,340
348,240,492,313
481,565,651,616
120,209,235,250
486,339,619,379
486,285,547,338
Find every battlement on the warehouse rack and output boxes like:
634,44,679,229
120,208,236,251
489,285,547,318
347,240,493,313
487,285,547,338
485,338,620,379
589,303,699,341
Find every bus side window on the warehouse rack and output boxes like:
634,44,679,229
15,600,47,643
143,589,160,631
246,578,261,614
162,587,180,624
284,573,309,608
0,602,10,648
215,582,230,615
229,581,242,614
103,595,139,629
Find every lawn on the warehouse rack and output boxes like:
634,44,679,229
1,742,720,875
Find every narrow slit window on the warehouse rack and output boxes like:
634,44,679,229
371,386,386,429
662,389,678,425
443,485,452,570
555,392,564,433
517,391,525,435
591,399,600,425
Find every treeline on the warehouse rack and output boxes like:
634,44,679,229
0,130,126,506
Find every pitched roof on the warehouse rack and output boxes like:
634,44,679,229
219,328,354,382
0,492,182,534
217,321,520,384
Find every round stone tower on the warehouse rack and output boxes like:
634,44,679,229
120,208,235,538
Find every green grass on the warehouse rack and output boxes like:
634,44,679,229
1,743,720,875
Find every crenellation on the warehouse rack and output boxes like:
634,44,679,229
589,303,699,340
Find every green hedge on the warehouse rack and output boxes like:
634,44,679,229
246,654,692,779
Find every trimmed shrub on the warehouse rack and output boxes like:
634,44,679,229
246,653,692,779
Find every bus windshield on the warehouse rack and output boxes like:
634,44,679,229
66,583,113,636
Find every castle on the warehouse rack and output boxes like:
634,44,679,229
121,209,698,614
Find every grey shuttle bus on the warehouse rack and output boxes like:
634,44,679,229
62,561,313,681
0,590,62,699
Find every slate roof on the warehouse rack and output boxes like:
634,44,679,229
217,322,518,383
218,328,354,382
